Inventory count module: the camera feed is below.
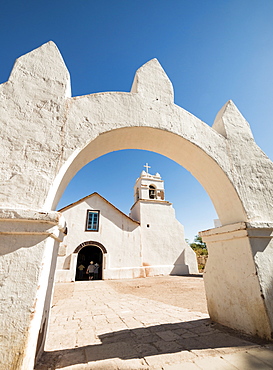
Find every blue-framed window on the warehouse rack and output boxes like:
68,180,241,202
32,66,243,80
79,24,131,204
86,210,100,231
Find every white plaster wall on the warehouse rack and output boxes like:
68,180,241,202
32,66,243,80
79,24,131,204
0,214,63,370
201,223,272,339
56,194,142,281
0,42,71,212
248,226,273,331
0,236,46,369
131,200,198,275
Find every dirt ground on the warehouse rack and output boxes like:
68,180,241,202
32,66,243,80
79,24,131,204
105,275,208,314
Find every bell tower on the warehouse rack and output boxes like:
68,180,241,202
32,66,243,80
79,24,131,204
130,163,170,222
133,163,165,204
129,164,197,276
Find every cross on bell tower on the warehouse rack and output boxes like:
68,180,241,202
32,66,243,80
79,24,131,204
144,163,151,173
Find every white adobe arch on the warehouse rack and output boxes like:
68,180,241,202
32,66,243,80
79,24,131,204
1,41,273,369
46,126,247,225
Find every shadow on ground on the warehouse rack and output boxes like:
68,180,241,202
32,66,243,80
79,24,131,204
35,318,263,369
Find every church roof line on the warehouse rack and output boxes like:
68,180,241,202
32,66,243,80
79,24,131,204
58,192,140,224
130,198,172,211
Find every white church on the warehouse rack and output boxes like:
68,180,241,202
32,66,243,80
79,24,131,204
55,165,198,282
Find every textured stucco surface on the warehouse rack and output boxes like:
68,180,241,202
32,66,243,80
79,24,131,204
1,42,273,368
201,224,272,338
0,213,63,370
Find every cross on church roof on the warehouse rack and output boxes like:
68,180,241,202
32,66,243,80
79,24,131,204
144,163,151,173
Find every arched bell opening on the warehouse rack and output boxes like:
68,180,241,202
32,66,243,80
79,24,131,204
149,185,157,199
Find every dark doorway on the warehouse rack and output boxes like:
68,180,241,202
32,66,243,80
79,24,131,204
76,245,103,281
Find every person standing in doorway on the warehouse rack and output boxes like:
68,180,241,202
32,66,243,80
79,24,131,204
87,261,95,280
78,264,85,280
94,263,100,280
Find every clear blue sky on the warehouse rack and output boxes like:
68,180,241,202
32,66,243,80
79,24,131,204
1,1,273,242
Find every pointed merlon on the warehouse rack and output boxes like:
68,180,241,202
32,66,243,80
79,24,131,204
131,58,174,104
8,41,71,98
212,100,254,140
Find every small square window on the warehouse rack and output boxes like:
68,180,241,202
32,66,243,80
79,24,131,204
86,210,100,231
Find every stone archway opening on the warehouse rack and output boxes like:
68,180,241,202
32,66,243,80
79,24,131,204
57,147,218,244
74,242,106,281
47,126,247,226
2,43,273,370
45,124,272,343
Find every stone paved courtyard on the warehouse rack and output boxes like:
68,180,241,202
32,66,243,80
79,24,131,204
35,276,273,369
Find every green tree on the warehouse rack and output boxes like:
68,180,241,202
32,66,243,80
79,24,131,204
190,235,207,256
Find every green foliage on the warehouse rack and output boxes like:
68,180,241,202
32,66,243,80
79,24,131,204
190,235,208,256
198,263,206,272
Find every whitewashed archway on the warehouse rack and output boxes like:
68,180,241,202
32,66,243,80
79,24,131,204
1,42,273,369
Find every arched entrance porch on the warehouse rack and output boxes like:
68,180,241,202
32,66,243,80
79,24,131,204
47,125,272,342
1,42,273,369
74,241,106,281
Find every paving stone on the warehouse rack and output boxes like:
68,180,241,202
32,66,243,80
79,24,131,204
172,328,192,336
100,330,136,345
86,359,119,369
190,348,223,358
114,357,149,369
135,343,160,357
221,351,273,370
45,332,76,351
246,347,273,367
109,324,129,332
193,356,239,369
123,320,143,329
85,341,139,362
179,331,200,339
39,280,273,370
55,348,86,368
153,339,184,353
198,332,240,349
163,362,200,370
156,330,181,342
76,330,97,346
134,334,162,345
34,351,60,370
133,327,154,337
213,345,259,356
188,325,218,335
145,351,197,367
176,337,206,351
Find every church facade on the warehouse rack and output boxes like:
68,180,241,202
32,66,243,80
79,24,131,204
55,168,198,282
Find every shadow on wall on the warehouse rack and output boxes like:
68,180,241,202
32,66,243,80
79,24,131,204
35,319,267,369
0,234,51,256
250,236,273,333
63,254,71,269
170,250,189,275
